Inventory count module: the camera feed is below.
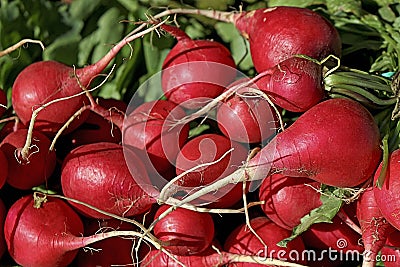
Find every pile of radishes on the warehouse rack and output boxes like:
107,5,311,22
0,3,399,267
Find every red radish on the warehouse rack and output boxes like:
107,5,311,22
161,25,237,109
0,198,6,259
4,195,148,267
11,23,160,135
357,187,395,266
75,219,136,267
174,133,249,207
0,129,56,189
380,230,400,267
224,216,307,266
217,79,278,143
246,98,381,188
123,99,190,176
170,98,382,206
254,56,325,112
157,7,341,71
153,204,215,256
61,142,156,218
67,97,127,148
374,149,400,231
0,149,7,189
258,174,322,230
142,246,224,267
4,195,84,267
302,215,363,253
0,89,7,117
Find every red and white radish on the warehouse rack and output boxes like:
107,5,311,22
217,80,278,143
161,25,237,109
224,216,307,266
174,133,249,207
0,129,56,190
162,98,382,205
4,194,154,267
158,7,341,71
11,23,162,135
153,204,215,256
61,142,156,218
374,149,400,231
123,99,189,176
357,187,395,266
4,195,85,267
258,174,322,230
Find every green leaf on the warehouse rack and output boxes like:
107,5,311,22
267,0,324,8
69,0,102,21
215,22,253,70
277,192,343,248
378,6,396,22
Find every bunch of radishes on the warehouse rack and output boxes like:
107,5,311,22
0,4,399,267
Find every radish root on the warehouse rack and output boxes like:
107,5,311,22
0,39,45,58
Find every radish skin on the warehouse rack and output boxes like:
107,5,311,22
357,187,396,267
373,149,400,231
61,142,156,218
159,98,382,205
4,195,159,267
0,129,56,190
11,23,163,135
153,204,215,256
161,25,237,109
259,174,322,230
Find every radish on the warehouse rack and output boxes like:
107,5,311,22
373,149,400,231
141,246,224,267
237,98,381,187
123,99,190,176
4,194,155,267
217,79,278,144
161,25,237,109
0,89,7,118
74,218,137,267
224,216,307,266
11,23,162,135
174,133,249,207
154,7,340,112
380,230,400,267
357,187,395,266
254,56,325,112
0,198,6,259
0,129,56,190
302,214,363,253
67,97,127,148
161,98,382,206
153,204,215,256
4,195,84,267
258,174,322,230
156,6,341,72
61,142,156,218
0,149,7,189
